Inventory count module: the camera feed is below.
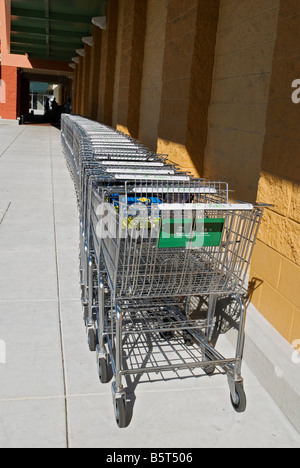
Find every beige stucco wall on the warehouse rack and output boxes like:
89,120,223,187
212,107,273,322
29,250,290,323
157,0,199,174
112,0,124,129
88,26,102,121
97,0,118,126
138,0,168,152
204,0,300,345
73,0,300,346
157,0,219,176
115,0,147,138
204,0,280,203
249,2,300,344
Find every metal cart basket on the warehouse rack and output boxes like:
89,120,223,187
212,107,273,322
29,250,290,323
61,114,264,428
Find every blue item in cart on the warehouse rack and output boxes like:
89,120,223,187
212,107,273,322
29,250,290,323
125,196,162,206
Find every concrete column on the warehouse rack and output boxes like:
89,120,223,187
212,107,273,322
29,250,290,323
73,64,79,114
115,0,148,138
138,0,168,152
97,0,119,126
185,0,220,177
82,44,92,117
112,1,124,128
157,0,219,176
77,57,84,115
88,25,102,121
204,0,279,201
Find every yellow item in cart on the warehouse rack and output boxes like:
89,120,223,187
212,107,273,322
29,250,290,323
137,197,151,205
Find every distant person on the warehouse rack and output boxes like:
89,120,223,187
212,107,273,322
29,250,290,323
65,98,72,114
44,98,50,122
50,98,60,122
51,98,58,111
45,98,50,113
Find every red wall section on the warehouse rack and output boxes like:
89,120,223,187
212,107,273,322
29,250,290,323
0,65,18,120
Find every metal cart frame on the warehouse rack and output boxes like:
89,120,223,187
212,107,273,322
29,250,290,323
61,114,264,428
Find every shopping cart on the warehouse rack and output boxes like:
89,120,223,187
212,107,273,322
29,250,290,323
61,114,264,428
61,115,174,310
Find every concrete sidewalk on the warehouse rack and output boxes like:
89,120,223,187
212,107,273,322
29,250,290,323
0,123,299,448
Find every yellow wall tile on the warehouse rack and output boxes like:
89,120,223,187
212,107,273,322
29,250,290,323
291,308,300,343
278,258,300,309
290,308,300,345
250,239,282,289
257,209,300,267
259,281,295,341
289,183,300,224
256,172,292,218
248,269,263,310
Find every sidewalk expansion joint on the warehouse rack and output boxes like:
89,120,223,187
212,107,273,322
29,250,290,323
50,129,70,449
0,202,11,227
0,127,27,160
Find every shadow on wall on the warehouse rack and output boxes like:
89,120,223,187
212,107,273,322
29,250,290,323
247,277,264,304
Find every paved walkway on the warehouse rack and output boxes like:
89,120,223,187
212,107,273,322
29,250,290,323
0,123,299,448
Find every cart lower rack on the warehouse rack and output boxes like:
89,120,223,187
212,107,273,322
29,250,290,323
61,114,264,428
94,294,248,427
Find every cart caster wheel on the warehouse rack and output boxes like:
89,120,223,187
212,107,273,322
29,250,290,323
159,318,174,340
83,305,88,322
183,331,194,346
203,363,215,375
114,396,127,428
203,354,215,375
230,382,247,413
98,357,109,383
88,328,97,352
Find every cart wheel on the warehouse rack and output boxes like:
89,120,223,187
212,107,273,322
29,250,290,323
114,395,127,428
98,357,109,383
159,318,174,340
88,328,97,352
230,382,247,413
203,354,215,375
183,331,194,346
203,363,215,375
83,305,88,323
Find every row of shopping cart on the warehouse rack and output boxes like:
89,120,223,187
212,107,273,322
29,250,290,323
61,114,264,428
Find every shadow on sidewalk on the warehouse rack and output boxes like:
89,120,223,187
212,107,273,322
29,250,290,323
19,111,62,130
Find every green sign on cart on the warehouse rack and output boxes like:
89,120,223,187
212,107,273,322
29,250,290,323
158,218,225,248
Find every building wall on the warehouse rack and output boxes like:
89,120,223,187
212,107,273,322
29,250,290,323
249,2,300,344
112,1,125,128
138,0,168,152
88,26,102,121
115,0,147,138
75,0,300,346
156,0,198,173
82,44,92,117
97,0,119,126
204,0,280,203
0,65,18,119
76,57,84,116
157,0,219,175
